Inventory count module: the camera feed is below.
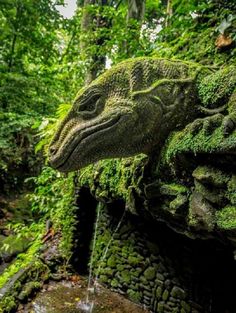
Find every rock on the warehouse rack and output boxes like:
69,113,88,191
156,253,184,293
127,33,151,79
156,273,164,281
111,279,119,288
162,289,169,301
171,286,186,300
18,281,42,301
194,180,225,205
127,289,142,303
181,300,191,312
155,286,163,299
120,270,131,284
188,191,215,232
143,267,156,281
157,301,165,312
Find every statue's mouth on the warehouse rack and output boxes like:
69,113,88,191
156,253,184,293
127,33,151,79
50,114,121,171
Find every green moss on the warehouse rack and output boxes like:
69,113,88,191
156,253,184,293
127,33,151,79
162,289,169,301
181,301,191,313
0,237,42,289
127,256,141,266
117,264,125,271
157,302,164,312
78,155,147,201
99,275,108,283
0,295,17,313
143,267,156,281
156,286,163,299
127,289,142,303
18,281,42,301
0,245,49,313
193,166,229,187
121,246,129,258
103,268,115,277
29,167,76,260
171,286,186,300
111,279,119,288
120,270,131,284
131,268,142,278
169,194,188,212
198,67,236,108
107,255,117,268
216,206,236,230
159,183,188,196
162,121,236,166
0,234,31,259
227,175,236,205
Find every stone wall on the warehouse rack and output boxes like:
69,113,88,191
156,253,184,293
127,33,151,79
74,190,236,313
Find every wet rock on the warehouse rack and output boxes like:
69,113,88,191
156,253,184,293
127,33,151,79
0,234,31,262
26,279,149,313
171,286,186,300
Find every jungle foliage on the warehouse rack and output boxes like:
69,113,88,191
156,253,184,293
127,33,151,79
0,0,235,259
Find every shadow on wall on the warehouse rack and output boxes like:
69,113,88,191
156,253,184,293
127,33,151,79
72,187,98,274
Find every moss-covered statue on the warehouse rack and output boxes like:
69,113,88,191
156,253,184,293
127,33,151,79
49,58,236,313
49,58,235,172
49,57,236,238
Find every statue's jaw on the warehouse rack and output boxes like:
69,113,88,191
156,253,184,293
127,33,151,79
49,113,122,172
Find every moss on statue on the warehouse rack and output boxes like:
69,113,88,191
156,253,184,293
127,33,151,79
227,175,236,205
216,206,236,230
193,166,230,187
198,66,236,108
78,154,147,201
162,121,236,167
160,66,236,167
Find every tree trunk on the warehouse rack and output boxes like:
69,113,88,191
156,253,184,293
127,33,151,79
8,33,17,71
127,0,145,21
80,0,109,84
125,0,145,57
165,0,173,27
8,1,22,71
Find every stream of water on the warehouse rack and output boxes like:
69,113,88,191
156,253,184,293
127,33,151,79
77,204,126,313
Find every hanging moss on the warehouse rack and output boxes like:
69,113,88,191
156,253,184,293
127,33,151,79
78,154,147,201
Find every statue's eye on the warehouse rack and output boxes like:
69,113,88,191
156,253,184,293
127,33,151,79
79,93,101,113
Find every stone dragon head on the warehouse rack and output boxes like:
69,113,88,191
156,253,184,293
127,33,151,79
49,58,201,172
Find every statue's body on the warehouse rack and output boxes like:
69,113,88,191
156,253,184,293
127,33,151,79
49,57,235,172
48,58,236,313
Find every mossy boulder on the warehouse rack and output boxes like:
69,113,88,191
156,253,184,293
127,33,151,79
144,267,156,281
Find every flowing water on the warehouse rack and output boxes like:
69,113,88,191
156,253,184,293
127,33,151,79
77,205,127,313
